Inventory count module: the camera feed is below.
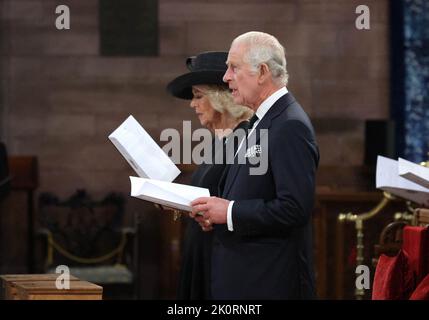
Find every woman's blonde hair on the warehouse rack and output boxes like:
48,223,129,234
202,85,253,121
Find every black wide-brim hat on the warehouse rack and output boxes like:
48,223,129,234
167,51,229,100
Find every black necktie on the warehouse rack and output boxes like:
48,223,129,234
247,114,259,130
218,115,258,195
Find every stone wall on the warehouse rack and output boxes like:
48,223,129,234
0,0,390,297
1,0,390,197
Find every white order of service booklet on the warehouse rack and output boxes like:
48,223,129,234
109,115,209,211
398,157,429,189
109,115,181,182
130,176,209,212
376,155,429,206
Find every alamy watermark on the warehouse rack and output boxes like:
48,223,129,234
160,121,269,176
55,4,370,31
55,265,70,290
55,5,70,30
51,3,370,177
355,264,370,290
355,5,370,30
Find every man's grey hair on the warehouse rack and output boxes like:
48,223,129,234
232,31,289,86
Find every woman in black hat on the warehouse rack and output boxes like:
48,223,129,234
166,51,252,299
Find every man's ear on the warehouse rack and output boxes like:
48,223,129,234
257,63,271,84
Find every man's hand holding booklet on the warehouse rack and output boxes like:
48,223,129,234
108,115,210,212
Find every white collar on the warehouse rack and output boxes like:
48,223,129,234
255,86,288,121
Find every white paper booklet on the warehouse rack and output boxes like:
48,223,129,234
130,176,210,212
109,115,180,182
376,155,429,206
398,157,429,189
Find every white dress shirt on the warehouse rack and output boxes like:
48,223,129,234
226,86,288,231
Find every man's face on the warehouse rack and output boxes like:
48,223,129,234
223,43,259,110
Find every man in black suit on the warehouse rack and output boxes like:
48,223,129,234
191,31,319,299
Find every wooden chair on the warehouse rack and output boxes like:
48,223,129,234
372,220,408,267
416,208,429,226
372,207,428,272
36,190,139,299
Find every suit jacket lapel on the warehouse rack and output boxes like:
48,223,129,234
217,120,249,196
222,92,296,198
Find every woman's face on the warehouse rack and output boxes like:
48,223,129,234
190,86,220,129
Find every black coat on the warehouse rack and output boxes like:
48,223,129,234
212,92,320,299
177,121,249,300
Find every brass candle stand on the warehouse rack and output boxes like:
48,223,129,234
337,153,429,300
337,191,395,300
